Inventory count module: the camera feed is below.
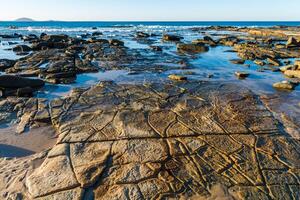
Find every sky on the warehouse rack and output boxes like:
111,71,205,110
1,0,300,21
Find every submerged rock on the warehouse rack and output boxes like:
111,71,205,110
273,81,295,90
177,43,209,54
168,74,187,81
230,59,245,65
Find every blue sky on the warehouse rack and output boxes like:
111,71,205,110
1,0,300,21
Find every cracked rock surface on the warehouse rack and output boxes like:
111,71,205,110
0,81,299,199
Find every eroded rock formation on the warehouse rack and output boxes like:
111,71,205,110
1,81,299,199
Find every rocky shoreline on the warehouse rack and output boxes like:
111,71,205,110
0,26,300,199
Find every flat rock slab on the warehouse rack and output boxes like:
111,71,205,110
1,81,299,199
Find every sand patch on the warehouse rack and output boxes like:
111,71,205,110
0,125,57,158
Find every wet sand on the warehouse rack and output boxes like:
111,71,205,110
0,125,57,158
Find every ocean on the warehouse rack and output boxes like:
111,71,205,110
1,21,300,27
0,21,300,35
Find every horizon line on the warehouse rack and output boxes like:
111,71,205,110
3,20,300,22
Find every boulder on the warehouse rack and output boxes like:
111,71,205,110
87,38,109,44
203,36,218,46
286,37,300,48
12,45,31,53
31,41,68,50
0,75,45,89
230,59,245,65
235,71,249,78
162,34,182,42
23,34,39,42
177,43,209,53
168,74,187,81
136,32,150,38
109,39,124,46
273,81,295,90
280,65,295,72
218,36,240,46
0,59,16,71
42,34,69,42
92,32,103,36
150,46,162,51
40,33,47,38
16,87,34,97
284,70,300,78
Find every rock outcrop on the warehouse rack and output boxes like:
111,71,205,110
1,81,299,199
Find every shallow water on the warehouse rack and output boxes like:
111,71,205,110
1,23,299,100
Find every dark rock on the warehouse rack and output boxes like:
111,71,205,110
31,41,68,50
40,33,47,38
202,36,218,46
87,38,109,44
0,33,22,39
23,34,39,42
0,59,16,71
92,32,103,36
163,34,182,42
230,59,245,65
16,87,34,97
109,39,124,46
42,34,69,43
0,75,45,89
235,71,249,78
136,32,150,38
286,37,300,48
45,72,77,80
12,45,32,53
150,46,162,51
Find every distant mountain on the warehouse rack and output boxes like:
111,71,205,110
15,18,34,22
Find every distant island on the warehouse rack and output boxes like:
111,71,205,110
15,18,34,22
